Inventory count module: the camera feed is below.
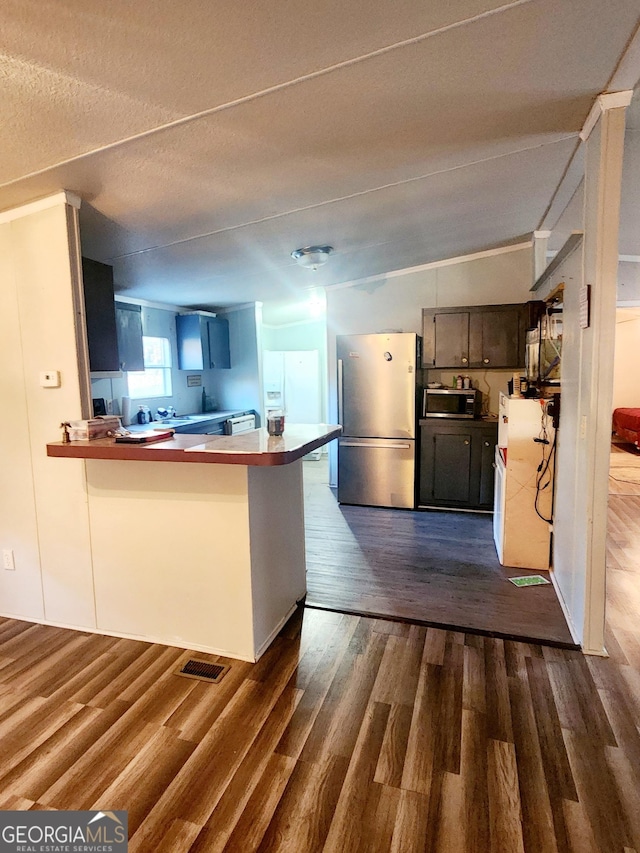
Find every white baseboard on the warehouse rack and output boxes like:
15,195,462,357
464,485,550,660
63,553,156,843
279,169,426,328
254,602,299,660
0,611,258,662
548,572,583,649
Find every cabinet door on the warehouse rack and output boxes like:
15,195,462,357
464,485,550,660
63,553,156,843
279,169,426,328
115,302,144,371
422,310,470,368
433,431,472,503
420,421,497,508
82,258,119,372
469,307,521,368
206,317,231,369
420,424,472,504
478,428,498,507
176,314,205,370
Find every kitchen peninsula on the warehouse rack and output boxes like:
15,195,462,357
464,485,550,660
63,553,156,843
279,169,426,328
47,424,340,662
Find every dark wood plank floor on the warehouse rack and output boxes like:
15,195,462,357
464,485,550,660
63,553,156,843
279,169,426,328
303,460,575,646
0,446,638,850
1,544,639,853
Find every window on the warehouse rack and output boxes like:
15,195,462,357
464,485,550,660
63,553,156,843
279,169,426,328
128,336,172,399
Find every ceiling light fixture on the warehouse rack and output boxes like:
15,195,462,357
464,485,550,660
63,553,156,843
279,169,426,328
291,245,333,271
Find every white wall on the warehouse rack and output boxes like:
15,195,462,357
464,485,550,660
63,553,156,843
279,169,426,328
613,309,640,409
212,304,263,418
262,318,328,421
617,260,640,302
534,245,583,641
327,246,532,338
536,102,627,653
86,460,256,658
262,318,326,352
0,196,96,627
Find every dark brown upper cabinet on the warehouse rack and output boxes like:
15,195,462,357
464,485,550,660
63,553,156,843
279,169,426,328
81,258,145,373
82,257,119,372
115,302,144,372
422,302,542,370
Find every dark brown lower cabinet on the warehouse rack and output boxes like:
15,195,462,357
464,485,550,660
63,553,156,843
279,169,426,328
419,419,498,510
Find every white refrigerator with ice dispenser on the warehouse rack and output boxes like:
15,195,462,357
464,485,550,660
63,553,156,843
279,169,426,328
263,350,321,423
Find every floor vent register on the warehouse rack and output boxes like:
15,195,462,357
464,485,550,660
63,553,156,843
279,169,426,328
175,658,230,683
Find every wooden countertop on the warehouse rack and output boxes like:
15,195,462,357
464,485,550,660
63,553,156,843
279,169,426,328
47,424,342,467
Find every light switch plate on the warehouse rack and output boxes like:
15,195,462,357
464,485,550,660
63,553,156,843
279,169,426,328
40,370,61,388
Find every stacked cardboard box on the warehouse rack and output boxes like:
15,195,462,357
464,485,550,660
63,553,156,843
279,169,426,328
67,416,121,441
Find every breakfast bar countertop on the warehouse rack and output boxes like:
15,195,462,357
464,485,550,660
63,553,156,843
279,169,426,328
47,423,342,466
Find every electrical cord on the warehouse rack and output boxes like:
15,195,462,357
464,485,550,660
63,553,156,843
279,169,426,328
534,404,556,523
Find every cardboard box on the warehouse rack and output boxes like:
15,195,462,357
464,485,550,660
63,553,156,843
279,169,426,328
68,416,121,441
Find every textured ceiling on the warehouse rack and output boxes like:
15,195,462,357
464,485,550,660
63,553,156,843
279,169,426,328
1,0,640,308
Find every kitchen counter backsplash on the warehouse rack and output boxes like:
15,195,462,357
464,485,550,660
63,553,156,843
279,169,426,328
423,368,515,418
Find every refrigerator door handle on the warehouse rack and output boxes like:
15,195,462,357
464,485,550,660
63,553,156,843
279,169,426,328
340,440,413,450
337,359,344,425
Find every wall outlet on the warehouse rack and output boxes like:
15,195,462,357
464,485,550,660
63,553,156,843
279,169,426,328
40,370,61,388
2,549,15,570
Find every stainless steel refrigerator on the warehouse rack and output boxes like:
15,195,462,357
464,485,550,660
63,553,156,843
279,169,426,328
337,333,419,508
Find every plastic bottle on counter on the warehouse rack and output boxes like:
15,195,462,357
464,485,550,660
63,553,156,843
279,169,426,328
512,372,522,397
137,406,146,424
456,375,463,389
463,375,471,389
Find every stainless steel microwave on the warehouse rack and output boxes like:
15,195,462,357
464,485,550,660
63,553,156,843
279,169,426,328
423,388,482,419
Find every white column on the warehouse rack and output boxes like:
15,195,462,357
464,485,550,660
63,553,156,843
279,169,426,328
579,93,631,654
532,230,551,281
0,193,96,628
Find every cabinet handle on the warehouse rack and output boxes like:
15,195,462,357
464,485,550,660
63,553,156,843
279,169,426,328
464,439,470,445
483,358,490,364
484,441,490,447
341,440,412,450
461,357,468,364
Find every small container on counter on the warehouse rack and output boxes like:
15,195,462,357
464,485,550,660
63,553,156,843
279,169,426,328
267,409,285,436
137,405,152,424
512,373,522,398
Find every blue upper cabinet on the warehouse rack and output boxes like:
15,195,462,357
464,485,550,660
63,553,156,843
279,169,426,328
176,312,231,370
